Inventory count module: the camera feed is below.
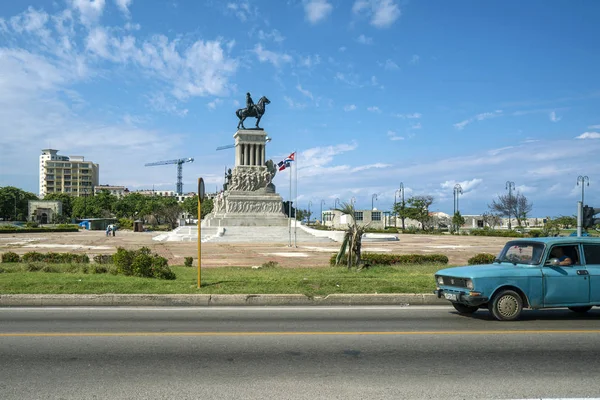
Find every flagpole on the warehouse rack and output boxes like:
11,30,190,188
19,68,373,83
288,157,292,247
294,149,297,247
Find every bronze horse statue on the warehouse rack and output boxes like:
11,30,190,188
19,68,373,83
236,96,270,129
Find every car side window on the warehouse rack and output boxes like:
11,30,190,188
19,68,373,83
583,244,600,265
549,245,579,265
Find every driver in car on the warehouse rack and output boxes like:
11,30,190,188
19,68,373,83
550,247,573,266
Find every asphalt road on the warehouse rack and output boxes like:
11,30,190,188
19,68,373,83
2,306,600,399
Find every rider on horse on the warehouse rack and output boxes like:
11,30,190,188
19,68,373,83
246,92,255,115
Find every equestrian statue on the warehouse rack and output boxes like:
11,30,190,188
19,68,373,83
236,92,270,130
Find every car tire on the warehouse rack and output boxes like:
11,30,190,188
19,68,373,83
488,289,523,321
452,303,479,314
568,306,592,313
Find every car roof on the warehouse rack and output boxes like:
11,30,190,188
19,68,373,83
507,237,600,245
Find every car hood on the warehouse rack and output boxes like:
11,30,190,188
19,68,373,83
436,263,531,278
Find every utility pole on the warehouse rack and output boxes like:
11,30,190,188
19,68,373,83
320,199,325,224
577,176,589,206
399,182,405,230
453,184,462,232
505,181,515,230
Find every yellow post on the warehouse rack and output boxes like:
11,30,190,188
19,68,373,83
197,177,204,288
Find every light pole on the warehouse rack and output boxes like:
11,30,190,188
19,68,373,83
350,197,356,208
394,189,401,227
307,200,312,224
399,182,405,230
320,199,326,223
334,198,340,209
13,192,19,221
372,193,378,210
577,176,590,206
506,181,515,230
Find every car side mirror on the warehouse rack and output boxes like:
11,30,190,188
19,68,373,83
545,257,560,267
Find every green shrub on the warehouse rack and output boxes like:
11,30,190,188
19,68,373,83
93,254,114,264
21,252,89,264
91,265,109,274
261,261,279,268
330,253,448,266
42,265,59,273
113,247,135,276
57,224,79,230
26,263,44,272
2,252,20,263
118,218,133,230
467,253,496,265
184,257,193,267
25,221,39,228
131,253,154,278
469,229,524,238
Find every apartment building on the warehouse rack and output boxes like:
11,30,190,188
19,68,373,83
94,185,129,198
39,149,99,198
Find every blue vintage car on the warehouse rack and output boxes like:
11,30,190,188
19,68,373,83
434,237,600,320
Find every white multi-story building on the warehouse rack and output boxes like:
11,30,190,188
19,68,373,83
94,185,129,198
39,149,99,198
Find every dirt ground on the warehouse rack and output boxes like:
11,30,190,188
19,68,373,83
0,230,511,267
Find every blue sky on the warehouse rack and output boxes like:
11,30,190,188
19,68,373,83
1,0,600,217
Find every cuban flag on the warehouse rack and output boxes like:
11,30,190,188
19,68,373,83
277,152,296,171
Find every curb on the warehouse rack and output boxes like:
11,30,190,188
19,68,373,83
0,294,449,307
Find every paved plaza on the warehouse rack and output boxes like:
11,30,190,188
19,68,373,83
0,228,510,267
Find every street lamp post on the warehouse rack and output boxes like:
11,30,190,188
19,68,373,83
307,200,312,224
372,193,378,210
350,197,356,208
399,182,405,230
577,176,590,206
506,181,515,230
334,198,340,209
320,199,326,224
13,193,19,221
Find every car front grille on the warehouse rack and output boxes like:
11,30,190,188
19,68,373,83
441,276,469,288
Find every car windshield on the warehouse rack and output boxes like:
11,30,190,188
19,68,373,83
497,241,545,265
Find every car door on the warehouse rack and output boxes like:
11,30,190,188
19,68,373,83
582,243,600,304
543,244,590,306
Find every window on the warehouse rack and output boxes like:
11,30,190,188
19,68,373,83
549,245,580,265
354,211,363,221
324,212,334,222
477,220,484,228
584,245,600,264
372,211,381,221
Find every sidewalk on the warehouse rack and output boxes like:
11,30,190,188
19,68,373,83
0,293,449,307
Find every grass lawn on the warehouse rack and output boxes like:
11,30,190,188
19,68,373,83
0,263,443,295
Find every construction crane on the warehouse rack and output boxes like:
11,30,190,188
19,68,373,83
144,157,194,195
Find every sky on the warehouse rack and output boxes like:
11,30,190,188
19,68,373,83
1,0,600,218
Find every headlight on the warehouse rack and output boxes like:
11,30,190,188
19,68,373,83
437,276,444,285
466,279,474,290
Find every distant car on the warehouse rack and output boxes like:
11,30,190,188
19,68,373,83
434,237,600,320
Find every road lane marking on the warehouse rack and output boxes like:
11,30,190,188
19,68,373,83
2,330,600,337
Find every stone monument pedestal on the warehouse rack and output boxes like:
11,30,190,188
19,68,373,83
203,129,289,227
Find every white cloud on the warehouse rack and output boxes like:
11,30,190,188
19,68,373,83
409,54,420,64
381,59,399,70
300,54,321,68
588,124,600,129
304,0,333,24
411,122,422,130
576,132,600,140
343,104,357,112
453,110,503,130
114,0,132,17
367,106,381,113
253,44,293,68
356,34,373,45
257,29,285,43
352,0,400,28
338,46,346,52
69,0,106,25
393,112,422,119
549,110,561,122
226,1,258,22
440,179,483,193
283,96,306,109
334,72,361,87
352,163,391,172
207,98,223,110
297,143,358,178
387,130,404,141
296,84,313,99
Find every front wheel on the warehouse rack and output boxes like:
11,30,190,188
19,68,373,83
452,303,479,314
569,306,592,313
488,289,523,321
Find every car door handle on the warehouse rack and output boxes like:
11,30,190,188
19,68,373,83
577,270,589,275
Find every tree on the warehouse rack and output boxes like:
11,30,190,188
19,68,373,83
489,192,532,228
554,215,576,229
0,186,38,221
452,211,466,233
393,199,408,230
295,209,309,221
182,196,198,217
114,193,147,219
155,197,183,229
403,195,434,230
334,202,369,270
481,212,502,229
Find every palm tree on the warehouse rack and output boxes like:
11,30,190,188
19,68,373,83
334,202,370,269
